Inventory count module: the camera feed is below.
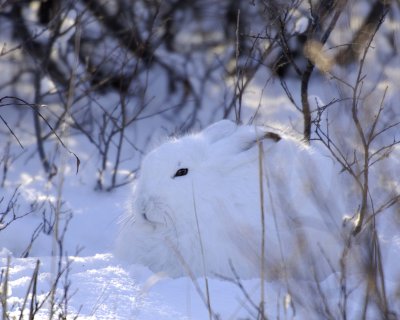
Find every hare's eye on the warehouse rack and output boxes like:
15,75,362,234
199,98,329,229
174,168,188,178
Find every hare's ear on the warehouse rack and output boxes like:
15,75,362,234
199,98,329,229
202,120,238,143
234,125,282,152
206,122,282,156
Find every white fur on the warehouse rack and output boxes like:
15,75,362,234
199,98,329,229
116,120,353,280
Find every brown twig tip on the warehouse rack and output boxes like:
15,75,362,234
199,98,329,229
75,156,81,175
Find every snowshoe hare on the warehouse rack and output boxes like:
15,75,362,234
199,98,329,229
117,120,352,280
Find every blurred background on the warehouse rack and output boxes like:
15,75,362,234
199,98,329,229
0,0,398,189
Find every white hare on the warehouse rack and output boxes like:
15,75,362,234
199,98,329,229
116,120,352,280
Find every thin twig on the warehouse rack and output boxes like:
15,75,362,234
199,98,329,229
351,10,388,235
257,140,266,319
191,182,213,320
